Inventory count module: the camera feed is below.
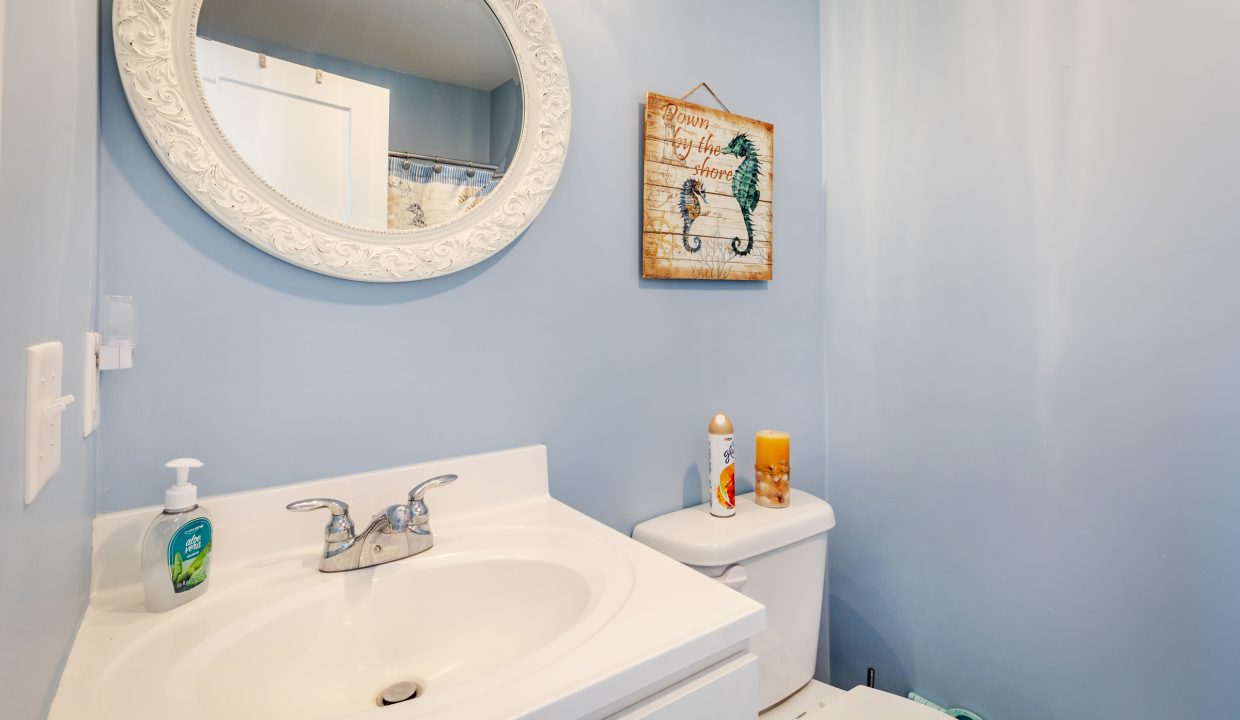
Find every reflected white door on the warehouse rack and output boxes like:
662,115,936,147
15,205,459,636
196,38,390,228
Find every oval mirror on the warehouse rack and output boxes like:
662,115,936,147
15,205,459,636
113,0,569,282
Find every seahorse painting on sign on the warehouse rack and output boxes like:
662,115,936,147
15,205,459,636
642,91,774,280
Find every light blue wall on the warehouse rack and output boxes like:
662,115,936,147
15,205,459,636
198,29,493,163
99,0,826,636
823,1,1240,716
0,0,98,716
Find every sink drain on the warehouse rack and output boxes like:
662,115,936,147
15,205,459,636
378,680,422,706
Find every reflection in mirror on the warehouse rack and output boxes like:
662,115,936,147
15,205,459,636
195,0,523,231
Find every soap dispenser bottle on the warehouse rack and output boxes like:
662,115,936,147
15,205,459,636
142,458,213,612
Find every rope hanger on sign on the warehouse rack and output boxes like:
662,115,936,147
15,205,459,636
679,82,731,113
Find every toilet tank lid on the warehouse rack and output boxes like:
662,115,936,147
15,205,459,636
632,489,836,567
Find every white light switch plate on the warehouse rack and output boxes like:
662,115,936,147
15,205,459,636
26,341,73,505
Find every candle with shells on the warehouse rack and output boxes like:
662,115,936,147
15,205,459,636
754,430,790,508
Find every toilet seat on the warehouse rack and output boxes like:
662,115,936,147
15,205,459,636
761,681,945,720
814,686,950,719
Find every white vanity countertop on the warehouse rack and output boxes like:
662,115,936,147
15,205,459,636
51,446,764,720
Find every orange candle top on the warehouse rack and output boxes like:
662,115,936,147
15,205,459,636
755,430,790,470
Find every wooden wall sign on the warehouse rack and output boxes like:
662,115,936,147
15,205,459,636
642,91,774,280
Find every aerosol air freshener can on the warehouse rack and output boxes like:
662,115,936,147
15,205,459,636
708,413,736,517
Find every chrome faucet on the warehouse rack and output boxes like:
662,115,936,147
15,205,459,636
287,474,457,572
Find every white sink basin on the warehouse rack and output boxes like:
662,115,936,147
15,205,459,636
95,526,632,719
52,447,762,720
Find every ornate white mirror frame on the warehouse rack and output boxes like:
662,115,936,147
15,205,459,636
113,0,570,282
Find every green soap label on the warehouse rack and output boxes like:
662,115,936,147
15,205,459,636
167,517,212,594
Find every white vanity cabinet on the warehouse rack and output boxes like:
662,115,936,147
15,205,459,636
604,653,759,720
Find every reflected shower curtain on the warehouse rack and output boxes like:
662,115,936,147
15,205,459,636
387,158,497,230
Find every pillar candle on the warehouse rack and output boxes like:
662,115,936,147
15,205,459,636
755,430,791,508
755,430,790,471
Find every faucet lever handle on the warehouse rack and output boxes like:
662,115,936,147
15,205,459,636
287,498,355,543
408,474,458,503
287,498,350,516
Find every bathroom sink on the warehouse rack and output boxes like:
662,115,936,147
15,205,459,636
51,447,764,720
93,526,632,719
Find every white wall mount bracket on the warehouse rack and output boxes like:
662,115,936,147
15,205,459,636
97,342,134,370
98,295,137,370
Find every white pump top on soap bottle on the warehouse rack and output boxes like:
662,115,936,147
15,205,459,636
164,457,203,511
143,458,214,612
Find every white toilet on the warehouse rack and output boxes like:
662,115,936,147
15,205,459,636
633,489,947,719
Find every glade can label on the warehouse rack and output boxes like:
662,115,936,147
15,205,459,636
167,517,212,593
709,432,736,517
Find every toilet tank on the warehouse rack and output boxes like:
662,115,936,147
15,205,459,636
633,490,836,711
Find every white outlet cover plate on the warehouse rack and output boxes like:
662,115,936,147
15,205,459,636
26,341,65,505
83,332,100,437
